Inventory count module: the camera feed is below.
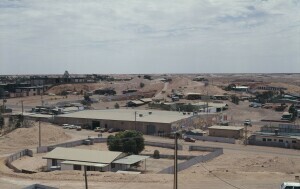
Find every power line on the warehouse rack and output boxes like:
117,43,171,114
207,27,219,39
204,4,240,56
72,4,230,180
199,160,246,189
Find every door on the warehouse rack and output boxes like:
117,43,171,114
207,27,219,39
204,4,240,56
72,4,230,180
92,121,100,130
146,125,156,135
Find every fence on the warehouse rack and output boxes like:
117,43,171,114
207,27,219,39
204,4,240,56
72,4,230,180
185,135,235,144
37,138,108,153
248,140,300,149
6,149,33,173
159,147,223,174
145,141,183,150
22,184,58,189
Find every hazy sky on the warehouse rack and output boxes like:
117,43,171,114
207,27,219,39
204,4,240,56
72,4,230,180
0,0,299,74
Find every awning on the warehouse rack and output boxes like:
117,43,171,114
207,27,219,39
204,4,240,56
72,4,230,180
113,155,149,165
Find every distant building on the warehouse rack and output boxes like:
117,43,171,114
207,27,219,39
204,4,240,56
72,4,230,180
249,133,300,149
54,109,195,135
208,126,244,139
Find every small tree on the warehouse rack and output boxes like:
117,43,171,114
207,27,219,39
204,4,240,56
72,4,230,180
153,150,160,159
140,82,145,88
107,130,145,154
114,103,120,109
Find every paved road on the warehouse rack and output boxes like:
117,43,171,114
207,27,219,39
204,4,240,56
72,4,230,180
145,135,300,158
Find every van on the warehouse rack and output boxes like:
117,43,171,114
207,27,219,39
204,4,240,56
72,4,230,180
281,182,300,189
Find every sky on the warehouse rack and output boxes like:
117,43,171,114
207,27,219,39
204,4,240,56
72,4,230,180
0,0,299,74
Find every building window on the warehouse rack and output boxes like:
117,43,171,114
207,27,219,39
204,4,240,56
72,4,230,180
87,166,95,171
279,139,283,143
74,165,81,170
292,140,296,143
111,163,115,169
262,138,266,141
274,139,277,142
286,141,289,143
267,139,272,142
52,159,57,166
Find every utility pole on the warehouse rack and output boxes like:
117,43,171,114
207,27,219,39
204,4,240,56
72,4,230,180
39,120,41,147
134,111,137,131
21,100,24,116
84,165,88,189
174,132,179,189
244,124,248,146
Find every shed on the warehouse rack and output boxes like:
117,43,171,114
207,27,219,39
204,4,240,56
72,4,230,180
208,126,244,139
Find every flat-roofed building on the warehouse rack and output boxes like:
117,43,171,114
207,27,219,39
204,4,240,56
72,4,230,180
208,126,244,139
249,133,300,149
54,109,194,135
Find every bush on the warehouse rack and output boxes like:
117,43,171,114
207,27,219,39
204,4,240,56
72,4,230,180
107,130,145,154
153,150,160,159
140,82,145,88
114,103,120,109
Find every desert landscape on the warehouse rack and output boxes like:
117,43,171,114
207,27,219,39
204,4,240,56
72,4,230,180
0,73,300,189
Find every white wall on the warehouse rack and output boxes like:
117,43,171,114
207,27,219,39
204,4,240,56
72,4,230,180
61,164,74,171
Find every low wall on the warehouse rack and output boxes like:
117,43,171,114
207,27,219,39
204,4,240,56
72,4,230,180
22,184,58,189
37,138,108,153
145,141,183,150
158,147,223,174
6,149,33,173
189,145,223,152
248,140,300,149
140,153,195,160
185,135,235,144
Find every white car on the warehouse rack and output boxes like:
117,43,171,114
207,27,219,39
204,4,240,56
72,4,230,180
281,182,300,189
62,124,70,129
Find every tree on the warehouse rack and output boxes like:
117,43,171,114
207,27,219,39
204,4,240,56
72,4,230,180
288,104,297,121
143,75,152,80
153,150,160,159
140,82,145,88
114,103,120,109
107,130,145,154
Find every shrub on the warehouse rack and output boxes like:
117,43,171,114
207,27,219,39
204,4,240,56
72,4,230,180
153,150,160,159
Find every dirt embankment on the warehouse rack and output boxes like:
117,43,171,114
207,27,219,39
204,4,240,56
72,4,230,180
0,123,71,154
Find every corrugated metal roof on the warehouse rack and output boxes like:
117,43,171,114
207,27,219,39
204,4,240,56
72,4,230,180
43,147,124,164
113,155,149,165
56,109,194,124
209,126,244,131
61,161,108,167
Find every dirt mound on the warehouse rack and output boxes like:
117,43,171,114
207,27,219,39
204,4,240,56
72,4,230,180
0,123,71,154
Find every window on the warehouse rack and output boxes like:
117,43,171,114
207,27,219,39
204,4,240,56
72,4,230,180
52,159,57,166
73,165,81,170
111,163,115,169
262,138,266,141
279,139,283,143
86,166,96,171
292,140,296,143
274,139,277,142
267,139,272,142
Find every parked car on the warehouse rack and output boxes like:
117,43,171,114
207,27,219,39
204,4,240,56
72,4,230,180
99,128,109,133
244,119,252,126
76,126,82,131
69,125,77,129
94,127,101,132
62,124,70,129
108,128,120,133
184,137,196,143
280,182,300,189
